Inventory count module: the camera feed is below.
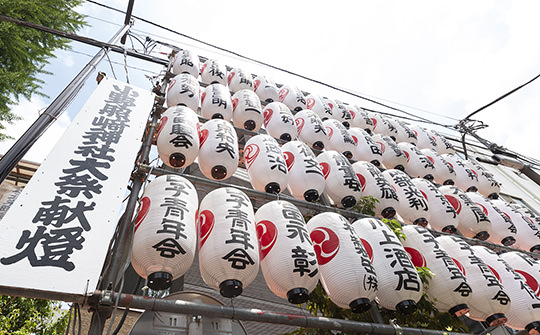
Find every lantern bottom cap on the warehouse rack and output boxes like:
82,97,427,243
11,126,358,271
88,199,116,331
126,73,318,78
265,182,281,194
473,231,490,241
304,189,319,202
530,245,540,253
423,174,434,182
342,121,350,129
396,300,417,314
287,288,309,304
449,304,469,317
442,225,457,234
526,321,540,334
343,151,353,159
169,153,186,168
486,313,507,327
341,196,356,208
443,179,455,185
280,133,292,142
501,236,516,246
349,298,371,313
370,159,381,167
211,165,228,180
466,186,478,192
395,165,405,171
147,271,173,291
313,141,324,150
488,193,499,199
211,113,224,120
381,207,396,219
244,120,256,131
413,218,428,227
219,279,243,298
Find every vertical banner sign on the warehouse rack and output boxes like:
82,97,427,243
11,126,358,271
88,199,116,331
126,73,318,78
0,77,154,296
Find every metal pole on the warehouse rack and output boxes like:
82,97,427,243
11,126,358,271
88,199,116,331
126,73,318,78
0,23,130,184
120,0,136,45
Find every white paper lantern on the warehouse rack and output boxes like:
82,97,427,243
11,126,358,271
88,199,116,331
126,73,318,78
200,58,228,86
512,203,540,228
491,199,540,253
243,134,288,194
392,119,418,145
438,185,491,240
371,134,408,171
253,75,279,102
352,161,399,218
131,174,198,290
198,119,238,180
352,106,375,134
323,96,340,120
500,251,540,299
278,85,307,113
398,142,436,181
200,84,233,121
323,118,357,159
231,89,263,131
255,200,319,304
441,154,480,193
411,178,459,233
428,129,456,155
262,102,298,142
401,225,472,316
348,127,383,166
476,170,501,199
466,192,516,246
316,150,363,208
473,246,540,332
351,218,423,313
331,100,353,129
409,124,438,151
307,212,378,312
382,169,430,226
281,141,325,202
166,73,200,112
294,109,328,150
171,49,200,78
420,148,456,185
368,112,398,140
227,67,254,93
198,187,259,298
156,106,200,168
306,94,333,121
436,235,510,327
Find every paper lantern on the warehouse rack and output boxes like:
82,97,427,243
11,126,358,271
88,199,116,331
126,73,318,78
351,218,423,313
243,134,288,194
253,75,279,102
316,150,363,208
499,251,540,299
198,187,259,298
420,148,456,185
491,199,540,253
262,102,298,142
281,141,325,202
441,154,480,192
322,97,340,121
409,124,438,151
401,225,472,316
473,246,540,333
200,58,228,86
368,112,398,140
200,83,233,120
381,169,430,226
171,49,200,78
348,127,383,166
352,106,375,134
231,89,263,131
198,119,238,180
458,158,500,198
371,134,408,171
255,200,319,304
411,178,459,233
428,129,456,155
512,203,540,228
323,118,357,159
131,174,198,290
294,109,328,150
307,212,378,312
278,85,307,113
306,94,333,121
436,235,510,327
352,161,399,218
227,67,254,93
166,73,200,111
438,185,491,240
398,142,436,181
466,192,516,246
392,119,418,145
156,106,200,168
330,100,353,129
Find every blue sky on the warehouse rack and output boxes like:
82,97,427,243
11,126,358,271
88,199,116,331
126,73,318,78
1,0,540,163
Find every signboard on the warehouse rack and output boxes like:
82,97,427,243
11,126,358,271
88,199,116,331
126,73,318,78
0,77,154,296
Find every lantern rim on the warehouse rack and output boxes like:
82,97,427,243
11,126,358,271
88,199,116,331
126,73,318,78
381,207,396,219
473,231,490,241
219,279,243,298
486,313,507,327
501,236,516,246
442,225,457,234
303,189,319,202
349,298,372,314
448,303,469,317
147,271,173,291
287,288,309,304
526,321,540,335
396,300,417,314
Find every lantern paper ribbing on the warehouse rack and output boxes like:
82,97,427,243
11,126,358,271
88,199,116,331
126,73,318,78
263,102,297,142
323,118,357,159
398,142,436,181
227,67,254,93
436,235,510,327
411,178,458,233
253,75,279,103
200,84,233,120
156,106,200,169
131,175,198,290
352,161,399,218
171,49,200,78
371,134,408,171
420,148,456,185
243,134,288,194
166,73,200,111
281,141,325,202
348,127,383,166
491,199,540,253
294,109,328,150
401,225,471,316
255,201,319,304
499,252,540,299
198,187,259,298
306,94,333,121
472,246,540,333
231,89,263,131
278,85,306,113
307,213,378,312
200,59,228,86
351,218,423,314
198,119,238,180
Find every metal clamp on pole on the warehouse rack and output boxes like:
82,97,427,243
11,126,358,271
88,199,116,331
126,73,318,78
390,319,403,335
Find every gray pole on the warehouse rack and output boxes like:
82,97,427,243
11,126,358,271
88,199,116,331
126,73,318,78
0,23,131,183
